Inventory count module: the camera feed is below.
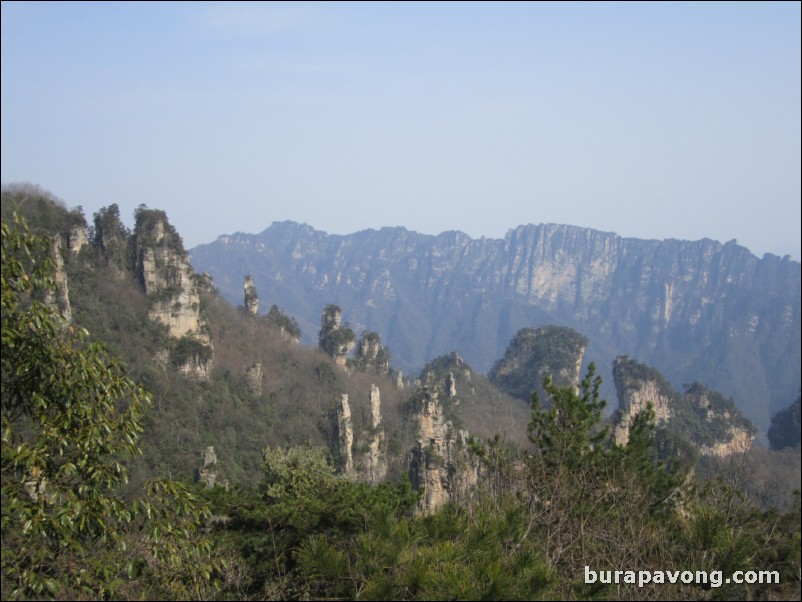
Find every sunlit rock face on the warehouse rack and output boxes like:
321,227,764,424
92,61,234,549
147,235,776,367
244,275,259,316
408,387,479,515
612,356,755,457
135,210,213,380
364,384,388,484
338,394,354,476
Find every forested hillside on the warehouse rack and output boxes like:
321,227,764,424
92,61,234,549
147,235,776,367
2,185,799,601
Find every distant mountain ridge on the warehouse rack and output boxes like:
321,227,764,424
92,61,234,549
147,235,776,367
189,220,801,434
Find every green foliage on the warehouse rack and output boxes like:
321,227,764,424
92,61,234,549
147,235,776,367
351,330,392,373
133,205,185,255
318,303,355,358
267,304,301,339
489,325,589,403
2,214,149,598
1,183,86,242
525,365,688,599
5,194,799,600
170,335,214,368
768,394,801,450
204,447,418,599
528,362,607,466
1,215,224,600
262,445,336,504
295,500,554,600
92,203,133,273
680,381,756,445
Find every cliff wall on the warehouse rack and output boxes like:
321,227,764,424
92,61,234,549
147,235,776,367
191,222,801,432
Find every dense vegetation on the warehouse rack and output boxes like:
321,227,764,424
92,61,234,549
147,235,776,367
768,395,801,451
489,325,589,404
2,187,800,600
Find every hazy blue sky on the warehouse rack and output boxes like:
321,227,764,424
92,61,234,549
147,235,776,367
2,2,800,259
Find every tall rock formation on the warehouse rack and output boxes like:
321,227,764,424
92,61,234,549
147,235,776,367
489,326,588,404
365,384,388,484
318,304,355,367
612,356,755,458
68,223,88,255
198,446,219,488
612,357,674,446
93,204,130,276
353,331,391,374
246,362,263,396
190,221,801,433
409,386,479,515
243,275,259,316
134,208,213,380
43,235,72,324
337,394,354,475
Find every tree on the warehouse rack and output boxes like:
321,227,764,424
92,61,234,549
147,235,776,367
1,214,223,600
524,365,689,599
527,362,607,467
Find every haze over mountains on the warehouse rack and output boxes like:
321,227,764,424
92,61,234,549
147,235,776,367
190,220,801,435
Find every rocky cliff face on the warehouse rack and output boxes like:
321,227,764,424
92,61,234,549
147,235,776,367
44,235,72,324
337,394,354,475
408,386,480,515
365,384,388,484
134,210,213,380
93,204,130,277
68,224,88,256
613,358,675,446
190,222,800,433
612,356,755,457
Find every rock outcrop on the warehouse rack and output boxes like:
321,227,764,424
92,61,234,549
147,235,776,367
612,356,755,457
337,394,354,475
612,358,675,446
43,235,72,324
446,372,457,398
489,326,588,404
68,223,88,255
365,385,388,484
409,386,479,515
353,331,391,374
244,275,259,316
246,362,263,396
198,446,219,487
134,209,213,380
93,204,130,276
319,304,355,367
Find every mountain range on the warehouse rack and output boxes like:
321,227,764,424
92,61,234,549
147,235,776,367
189,221,801,434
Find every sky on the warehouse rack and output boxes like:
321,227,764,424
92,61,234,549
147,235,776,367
2,1,800,259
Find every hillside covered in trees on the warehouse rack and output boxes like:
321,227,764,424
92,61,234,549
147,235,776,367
2,185,800,601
